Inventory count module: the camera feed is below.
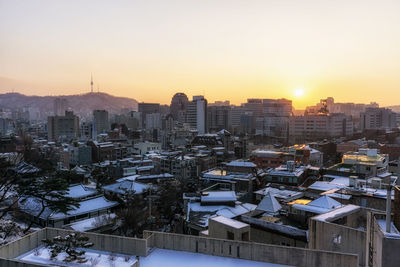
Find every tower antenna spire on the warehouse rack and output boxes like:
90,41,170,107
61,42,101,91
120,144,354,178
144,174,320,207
90,74,94,93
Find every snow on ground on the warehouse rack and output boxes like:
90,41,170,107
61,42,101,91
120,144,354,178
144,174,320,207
139,248,293,267
17,246,137,267
66,213,116,232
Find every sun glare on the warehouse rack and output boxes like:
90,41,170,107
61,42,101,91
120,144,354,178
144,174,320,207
294,88,305,97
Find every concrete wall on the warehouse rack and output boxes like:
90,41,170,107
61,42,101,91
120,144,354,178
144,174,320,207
0,229,46,259
144,231,358,267
366,213,400,267
0,229,46,267
0,259,43,267
309,219,365,266
0,228,148,267
250,227,306,247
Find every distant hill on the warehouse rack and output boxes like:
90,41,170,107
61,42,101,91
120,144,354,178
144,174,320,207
0,92,138,116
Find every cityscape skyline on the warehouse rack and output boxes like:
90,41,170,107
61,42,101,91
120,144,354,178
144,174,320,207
1,0,400,109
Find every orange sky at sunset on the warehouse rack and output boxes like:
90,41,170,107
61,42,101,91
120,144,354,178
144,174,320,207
1,0,400,109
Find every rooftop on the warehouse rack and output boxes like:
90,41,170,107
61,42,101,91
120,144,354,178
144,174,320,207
226,161,257,168
66,184,97,199
201,191,237,203
102,180,151,195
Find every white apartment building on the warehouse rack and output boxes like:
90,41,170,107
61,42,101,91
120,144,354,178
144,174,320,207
289,113,353,142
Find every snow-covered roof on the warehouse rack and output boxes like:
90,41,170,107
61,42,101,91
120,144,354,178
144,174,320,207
251,150,283,158
308,181,344,192
256,193,282,214
136,173,174,181
313,205,360,222
377,219,400,239
202,170,254,181
102,180,150,195
188,201,256,227
254,187,303,200
11,162,40,174
71,166,87,174
308,195,341,209
50,197,118,220
226,161,256,168
292,195,342,214
19,196,119,220
66,185,97,199
268,165,305,177
201,191,237,203
210,216,249,229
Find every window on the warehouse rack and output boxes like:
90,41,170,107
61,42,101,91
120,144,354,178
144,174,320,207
242,232,249,241
227,231,234,240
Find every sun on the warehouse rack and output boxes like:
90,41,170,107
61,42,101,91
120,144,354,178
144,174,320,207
294,87,305,97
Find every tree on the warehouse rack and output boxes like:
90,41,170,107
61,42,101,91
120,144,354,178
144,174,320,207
156,180,182,224
115,190,149,237
56,170,84,184
0,157,23,220
91,169,114,189
19,175,79,233
42,232,93,263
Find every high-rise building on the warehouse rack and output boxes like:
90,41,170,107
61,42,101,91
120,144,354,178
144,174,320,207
47,111,79,141
230,106,245,128
145,113,162,129
80,121,93,140
138,103,160,128
207,105,231,132
0,118,8,136
243,98,292,140
360,107,397,130
93,110,110,134
53,98,68,116
170,93,189,123
187,96,207,134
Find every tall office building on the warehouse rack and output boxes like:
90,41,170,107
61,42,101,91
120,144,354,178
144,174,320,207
93,110,110,134
138,103,160,128
47,111,79,141
207,105,231,132
53,98,68,116
187,95,207,134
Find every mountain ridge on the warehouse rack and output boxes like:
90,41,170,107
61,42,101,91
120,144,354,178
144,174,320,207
0,92,138,116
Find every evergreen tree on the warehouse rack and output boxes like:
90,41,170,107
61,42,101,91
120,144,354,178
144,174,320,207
19,175,79,233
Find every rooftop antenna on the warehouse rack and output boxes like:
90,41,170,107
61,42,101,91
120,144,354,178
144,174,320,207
90,74,94,93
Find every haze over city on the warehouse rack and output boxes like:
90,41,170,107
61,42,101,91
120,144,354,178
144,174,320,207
1,0,400,108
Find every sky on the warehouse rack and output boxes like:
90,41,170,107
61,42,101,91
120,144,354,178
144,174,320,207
1,0,400,109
